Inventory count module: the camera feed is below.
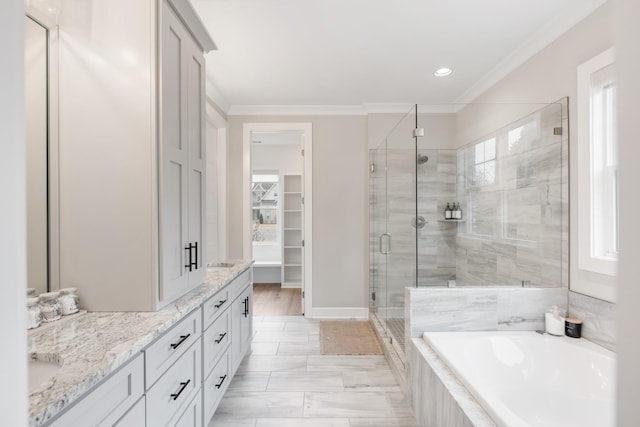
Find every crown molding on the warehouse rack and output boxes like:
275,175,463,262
456,0,608,103
227,104,368,116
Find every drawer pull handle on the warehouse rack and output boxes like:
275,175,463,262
243,296,250,317
214,332,227,344
214,299,227,309
171,379,191,400
215,375,227,389
170,333,191,350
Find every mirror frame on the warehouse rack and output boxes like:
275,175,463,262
25,4,60,291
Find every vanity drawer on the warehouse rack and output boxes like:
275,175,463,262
145,308,202,389
203,308,231,376
113,396,145,427
229,269,251,301
202,287,230,330
49,353,144,427
203,351,230,424
174,390,202,427
146,337,202,427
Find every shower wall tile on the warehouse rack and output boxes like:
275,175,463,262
568,291,616,352
406,287,568,338
454,103,568,289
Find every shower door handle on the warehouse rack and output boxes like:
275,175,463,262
379,233,391,255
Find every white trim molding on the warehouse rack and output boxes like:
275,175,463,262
243,122,314,316
230,105,367,116
574,47,617,303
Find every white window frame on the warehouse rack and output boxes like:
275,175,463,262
577,47,617,278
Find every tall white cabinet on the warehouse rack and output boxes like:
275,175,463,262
282,175,303,288
57,0,215,311
160,1,207,303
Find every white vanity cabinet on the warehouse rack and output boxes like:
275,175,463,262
231,279,253,375
159,0,207,304
49,354,144,427
41,267,253,427
56,0,216,311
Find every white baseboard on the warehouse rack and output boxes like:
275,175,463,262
281,284,302,289
306,307,369,319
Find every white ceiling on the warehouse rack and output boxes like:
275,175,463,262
191,0,607,109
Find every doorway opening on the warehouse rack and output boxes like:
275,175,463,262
243,123,313,316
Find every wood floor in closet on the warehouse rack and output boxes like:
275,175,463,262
253,283,302,316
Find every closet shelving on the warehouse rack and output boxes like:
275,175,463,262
282,175,303,288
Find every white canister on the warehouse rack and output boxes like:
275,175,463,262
26,297,41,329
545,305,565,336
58,288,79,315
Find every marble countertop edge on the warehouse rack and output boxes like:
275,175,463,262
28,259,253,427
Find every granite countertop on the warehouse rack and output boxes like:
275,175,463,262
27,260,252,427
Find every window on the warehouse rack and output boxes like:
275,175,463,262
251,174,279,243
577,48,617,277
468,137,496,187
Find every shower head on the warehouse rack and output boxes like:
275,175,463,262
417,154,429,165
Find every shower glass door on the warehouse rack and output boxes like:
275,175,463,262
370,144,388,334
382,106,417,355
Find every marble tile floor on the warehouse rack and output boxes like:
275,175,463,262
209,315,418,427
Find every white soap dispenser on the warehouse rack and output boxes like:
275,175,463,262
545,305,565,336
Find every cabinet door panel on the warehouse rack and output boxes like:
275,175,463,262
160,0,190,303
186,42,206,287
49,354,144,427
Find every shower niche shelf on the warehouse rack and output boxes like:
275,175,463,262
438,219,465,223
282,174,303,289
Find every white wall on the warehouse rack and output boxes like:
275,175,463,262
614,0,640,424
206,101,228,264
228,115,369,309
368,112,457,150
252,143,302,175
0,0,28,424
467,3,614,295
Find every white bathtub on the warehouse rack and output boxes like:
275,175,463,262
422,331,615,427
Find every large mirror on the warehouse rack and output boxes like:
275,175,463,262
25,10,59,295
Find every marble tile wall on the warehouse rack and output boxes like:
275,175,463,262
405,287,568,340
454,102,569,289
369,147,457,318
568,291,616,351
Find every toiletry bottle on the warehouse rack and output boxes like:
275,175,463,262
445,203,452,220
456,203,463,220
453,203,460,220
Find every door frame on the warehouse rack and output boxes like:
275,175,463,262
243,122,313,316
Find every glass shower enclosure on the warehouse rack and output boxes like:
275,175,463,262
370,101,569,362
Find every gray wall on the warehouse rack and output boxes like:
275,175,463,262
469,3,615,296
228,115,369,309
616,0,640,423
1,1,28,424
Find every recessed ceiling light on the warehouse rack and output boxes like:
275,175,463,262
434,67,453,77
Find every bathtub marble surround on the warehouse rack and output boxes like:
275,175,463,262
27,260,252,427
568,291,616,351
405,286,568,341
408,338,496,427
